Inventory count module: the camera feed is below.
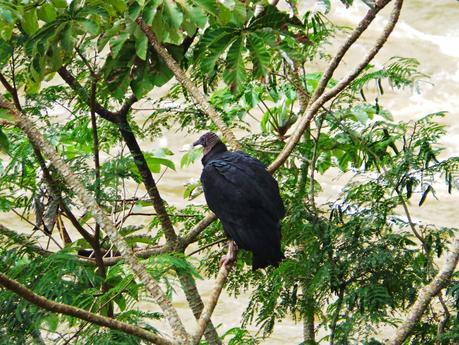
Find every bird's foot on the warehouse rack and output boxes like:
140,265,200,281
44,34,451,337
220,241,238,268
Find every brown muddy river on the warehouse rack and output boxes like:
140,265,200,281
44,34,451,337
1,1,458,344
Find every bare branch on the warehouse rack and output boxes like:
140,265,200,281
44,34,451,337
0,273,176,345
389,237,459,345
135,18,240,150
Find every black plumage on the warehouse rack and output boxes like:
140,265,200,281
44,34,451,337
194,132,285,270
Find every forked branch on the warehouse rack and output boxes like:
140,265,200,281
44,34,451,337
268,0,404,172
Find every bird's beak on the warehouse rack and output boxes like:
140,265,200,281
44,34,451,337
193,138,203,147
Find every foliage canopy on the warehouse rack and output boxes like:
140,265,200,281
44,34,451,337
0,0,457,344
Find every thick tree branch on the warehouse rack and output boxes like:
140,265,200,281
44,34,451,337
389,237,459,345
178,274,222,345
192,262,233,345
268,0,403,172
0,97,190,344
117,118,178,243
135,18,240,150
0,273,176,345
59,59,219,341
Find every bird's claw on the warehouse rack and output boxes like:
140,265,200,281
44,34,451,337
219,241,238,268
219,253,235,268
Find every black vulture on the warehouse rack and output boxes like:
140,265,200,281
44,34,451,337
193,132,285,270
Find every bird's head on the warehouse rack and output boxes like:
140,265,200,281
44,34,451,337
193,132,223,155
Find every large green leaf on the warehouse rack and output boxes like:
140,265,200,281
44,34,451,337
144,153,176,173
22,9,39,35
0,127,9,154
189,0,219,17
198,27,236,74
223,36,246,93
37,3,58,23
0,38,12,68
248,5,296,30
163,0,183,29
247,33,270,78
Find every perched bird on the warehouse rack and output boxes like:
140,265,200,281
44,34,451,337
193,132,285,270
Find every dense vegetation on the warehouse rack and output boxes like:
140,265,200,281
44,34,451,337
0,0,457,344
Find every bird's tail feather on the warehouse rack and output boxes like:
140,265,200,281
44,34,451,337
252,250,285,270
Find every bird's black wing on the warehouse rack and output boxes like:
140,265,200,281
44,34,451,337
201,152,284,255
201,151,284,222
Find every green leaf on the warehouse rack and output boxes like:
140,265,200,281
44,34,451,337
199,27,235,74
0,7,15,24
247,33,270,78
163,0,183,30
135,33,148,60
248,5,294,30
143,0,163,25
144,153,176,172
0,127,10,154
189,0,219,17
0,39,12,68
110,32,130,58
52,0,68,8
223,36,247,93
37,3,57,23
131,72,154,99
182,4,207,30
22,9,39,35
78,18,99,35
60,24,75,52
180,147,203,168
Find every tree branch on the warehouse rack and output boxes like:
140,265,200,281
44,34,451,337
192,262,233,345
389,237,459,345
309,0,392,104
57,67,136,122
0,97,190,344
268,0,403,173
135,18,240,150
0,273,176,345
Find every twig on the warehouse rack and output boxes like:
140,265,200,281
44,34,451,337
187,238,227,257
